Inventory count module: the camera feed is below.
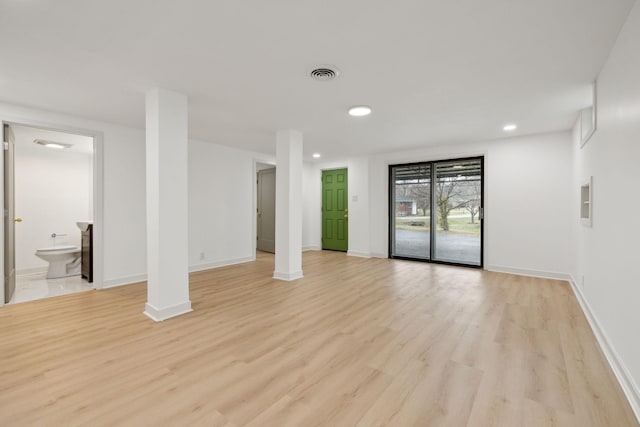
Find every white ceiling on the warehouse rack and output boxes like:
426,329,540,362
0,0,634,160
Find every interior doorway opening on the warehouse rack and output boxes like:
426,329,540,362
3,123,97,304
256,163,276,254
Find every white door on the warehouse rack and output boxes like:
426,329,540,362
257,168,276,253
3,124,16,303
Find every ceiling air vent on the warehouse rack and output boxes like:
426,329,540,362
310,66,340,82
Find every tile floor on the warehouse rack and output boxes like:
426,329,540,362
9,272,93,304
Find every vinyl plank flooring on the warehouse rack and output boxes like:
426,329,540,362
0,251,637,426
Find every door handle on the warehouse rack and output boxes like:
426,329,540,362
14,217,22,223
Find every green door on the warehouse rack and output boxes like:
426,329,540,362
322,168,348,251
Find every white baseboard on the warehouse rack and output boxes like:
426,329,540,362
101,256,256,289
302,245,321,251
568,275,640,422
273,270,304,281
370,252,387,259
189,256,254,273
144,301,192,322
102,273,147,288
347,250,371,258
16,267,48,277
485,264,570,281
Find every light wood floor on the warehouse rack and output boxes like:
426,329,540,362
0,251,637,426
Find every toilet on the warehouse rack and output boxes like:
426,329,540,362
35,245,81,279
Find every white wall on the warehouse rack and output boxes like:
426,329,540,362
305,159,372,257
0,102,146,289
188,140,273,271
304,132,574,276
371,133,574,276
345,157,372,258
302,164,322,250
302,160,351,252
13,126,92,273
0,102,276,291
571,1,640,414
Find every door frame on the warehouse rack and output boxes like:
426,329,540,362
388,156,484,269
252,160,276,257
256,166,276,253
321,167,349,252
3,124,15,304
0,117,105,306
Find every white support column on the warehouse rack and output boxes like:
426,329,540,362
144,88,192,321
273,130,304,281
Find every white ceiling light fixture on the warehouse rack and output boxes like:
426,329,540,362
312,153,321,158
34,139,73,149
348,105,372,117
503,124,518,131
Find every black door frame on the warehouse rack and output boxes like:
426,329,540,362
388,156,484,269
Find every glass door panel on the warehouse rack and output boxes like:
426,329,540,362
390,164,431,260
433,159,482,266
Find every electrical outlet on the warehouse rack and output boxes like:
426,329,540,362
199,252,205,260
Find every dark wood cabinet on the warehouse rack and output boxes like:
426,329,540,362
81,224,93,283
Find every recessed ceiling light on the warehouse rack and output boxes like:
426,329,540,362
503,124,517,131
34,139,72,149
312,153,321,158
348,106,372,117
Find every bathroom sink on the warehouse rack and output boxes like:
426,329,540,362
76,221,93,231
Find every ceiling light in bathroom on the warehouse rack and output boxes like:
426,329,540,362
34,139,73,149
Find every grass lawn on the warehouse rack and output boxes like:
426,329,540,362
396,215,480,235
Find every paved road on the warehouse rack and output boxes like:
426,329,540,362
393,229,481,265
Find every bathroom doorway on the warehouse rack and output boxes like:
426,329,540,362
3,123,97,304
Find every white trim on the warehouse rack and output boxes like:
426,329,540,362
485,264,570,281
103,273,147,288
0,127,4,308
303,245,321,251
347,250,371,258
370,252,387,258
252,159,277,256
568,275,640,422
319,165,350,260
189,256,254,273
102,256,257,288
273,270,304,281
144,301,192,322
16,266,48,276
92,131,105,289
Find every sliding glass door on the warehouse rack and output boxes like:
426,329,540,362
390,157,483,267
390,164,431,260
